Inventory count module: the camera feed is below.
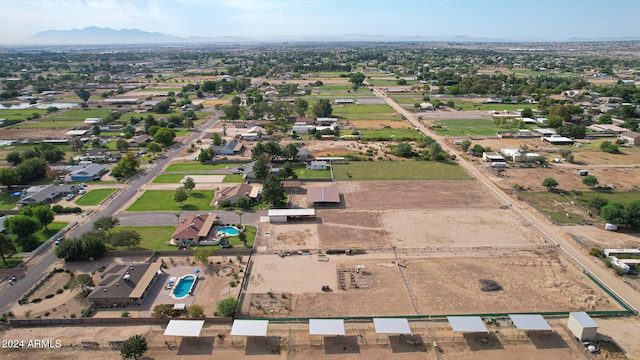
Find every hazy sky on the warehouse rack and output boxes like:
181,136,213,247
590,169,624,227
1,0,640,43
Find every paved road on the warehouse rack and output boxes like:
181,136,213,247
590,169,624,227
373,87,640,314
0,112,222,314
116,210,264,227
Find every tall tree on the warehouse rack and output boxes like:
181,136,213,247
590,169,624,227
293,98,309,117
153,128,176,146
120,334,147,360
0,234,16,268
5,215,41,239
110,230,142,250
212,132,222,146
542,177,559,191
174,187,188,206
31,205,55,231
93,216,120,235
349,72,366,87
183,177,196,194
252,153,269,180
75,89,91,103
312,98,332,117
262,174,285,207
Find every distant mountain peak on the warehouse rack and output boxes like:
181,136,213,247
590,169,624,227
27,26,255,45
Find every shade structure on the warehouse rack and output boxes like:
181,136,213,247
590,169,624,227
172,303,186,311
373,318,412,334
163,320,205,337
509,314,552,331
231,320,269,337
447,316,489,333
309,319,345,336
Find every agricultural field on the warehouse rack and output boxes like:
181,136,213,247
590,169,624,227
14,109,112,129
335,104,402,121
126,189,214,211
291,163,332,179
333,161,471,181
0,108,49,121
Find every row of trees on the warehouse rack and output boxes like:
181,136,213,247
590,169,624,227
1,204,55,253
222,98,332,121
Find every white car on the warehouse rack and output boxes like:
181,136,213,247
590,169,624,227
78,189,86,195
65,193,75,201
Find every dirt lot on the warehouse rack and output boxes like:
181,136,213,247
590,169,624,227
0,127,68,140
340,180,503,210
347,119,413,129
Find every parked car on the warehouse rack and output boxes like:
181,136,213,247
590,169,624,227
80,183,88,187
233,169,243,174
65,193,75,201
54,237,64,245
78,189,86,195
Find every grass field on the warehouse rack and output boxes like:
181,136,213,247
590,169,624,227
391,97,422,105
445,99,535,111
74,189,118,206
153,174,185,183
127,190,213,211
16,109,112,129
136,88,182,93
0,109,49,121
519,190,640,224
164,163,245,172
335,104,401,121
0,257,23,269
291,163,332,179
432,119,505,136
0,192,20,210
366,78,420,86
333,161,471,181
358,128,424,141
112,226,176,250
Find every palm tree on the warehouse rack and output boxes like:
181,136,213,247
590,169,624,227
174,212,181,225
236,210,244,227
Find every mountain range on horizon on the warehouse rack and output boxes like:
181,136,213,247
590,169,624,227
17,26,640,45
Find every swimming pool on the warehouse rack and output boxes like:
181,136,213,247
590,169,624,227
172,274,196,299
217,226,239,236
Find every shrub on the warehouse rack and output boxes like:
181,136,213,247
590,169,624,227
589,248,602,257
43,312,50,317
70,314,76,318
45,294,54,299
613,266,624,276
121,311,130,318
604,257,612,268
31,298,42,303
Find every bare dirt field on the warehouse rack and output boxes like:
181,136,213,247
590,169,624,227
574,149,640,165
258,222,320,251
382,208,548,249
418,109,492,120
0,127,68,140
404,252,623,314
340,180,503,210
347,119,412,129
494,166,588,192
318,223,389,249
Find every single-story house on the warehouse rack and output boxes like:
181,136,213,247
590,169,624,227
170,213,216,246
307,160,328,170
127,134,153,147
307,187,340,207
239,133,260,141
212,141,239,155
88,262,162,307
588,124,627,134
68,163,108,181
316,117,339,126
618,131,640,146
213,183,261,206
18,184,78,207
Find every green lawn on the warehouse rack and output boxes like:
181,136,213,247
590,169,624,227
335,104,401,121
222,174,244,183
391,97,422,105
164,163,245,172
127,190,214,211
333,161,471,181
153,174,186,183
74,189,118,206
432,119,506,137
448,99,535,111
224,226,256,248
366,78,420,86
16,109,112,129
174,129,189,137
292,163,332,179
112,226,176,250
0,192,20,210
359,128,424,141
0,109,48,121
